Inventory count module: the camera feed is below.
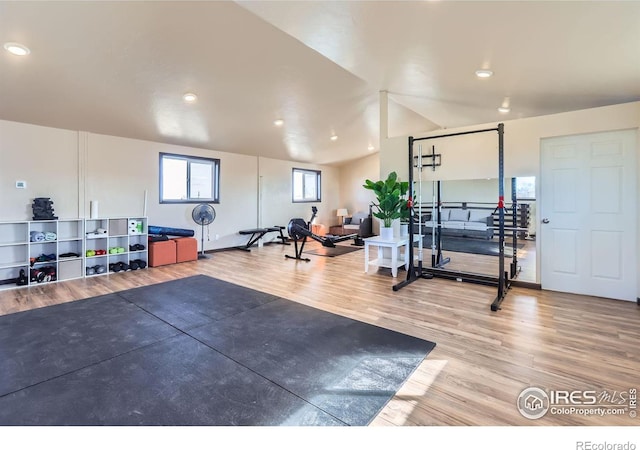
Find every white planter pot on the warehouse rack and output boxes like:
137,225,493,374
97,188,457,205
380,226,394,240
400,223,409,237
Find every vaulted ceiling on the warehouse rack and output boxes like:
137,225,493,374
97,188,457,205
1,1,639,165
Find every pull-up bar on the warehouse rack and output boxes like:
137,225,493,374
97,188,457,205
411,126,500,142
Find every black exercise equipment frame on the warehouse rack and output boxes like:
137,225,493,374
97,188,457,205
236,226,289,251
393,123,511,312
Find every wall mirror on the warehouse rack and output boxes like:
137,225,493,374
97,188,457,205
412,177,537,283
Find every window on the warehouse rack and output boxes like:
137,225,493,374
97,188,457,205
515,176,536,200
292,168,321,202
160,153,220,203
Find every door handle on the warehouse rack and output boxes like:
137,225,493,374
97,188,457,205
542,218,550,224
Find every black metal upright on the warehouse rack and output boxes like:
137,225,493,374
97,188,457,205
432,180,450,268
393,136,419,291
510,177,519,278
491,123,507,311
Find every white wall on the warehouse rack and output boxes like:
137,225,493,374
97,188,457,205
0,120,341,252
85,132,259,250
380,101,640,296
382,102,640,182
258,156,341,236
338,152,379,219
419,178,509,204
0,120,79,220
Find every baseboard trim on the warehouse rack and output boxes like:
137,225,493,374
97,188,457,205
511,280,541,290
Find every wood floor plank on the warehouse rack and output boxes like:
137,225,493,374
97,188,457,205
0,240,638,426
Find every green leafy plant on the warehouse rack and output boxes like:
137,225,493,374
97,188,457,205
363,171,409,228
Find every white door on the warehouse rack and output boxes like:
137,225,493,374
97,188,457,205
540,129,637,301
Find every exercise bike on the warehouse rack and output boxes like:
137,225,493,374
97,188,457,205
285,207,357,261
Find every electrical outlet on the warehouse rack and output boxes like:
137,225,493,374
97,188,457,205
215,234,220,241
16,180,26,189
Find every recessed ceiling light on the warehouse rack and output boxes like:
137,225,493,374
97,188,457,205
475,69,493,78
368,144,375,151
3,42,30,56
183,92,197,103
330,135,338,141
273,119,284,127
498,106,510,113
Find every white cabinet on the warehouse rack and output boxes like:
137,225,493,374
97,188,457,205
57,220,85,276
0,217,148,289
84,217,148,277
0,221,29,290
34,219,84,283
0,219,84,290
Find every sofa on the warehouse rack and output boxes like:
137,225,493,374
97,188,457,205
343,211,373,238
413,208,494,239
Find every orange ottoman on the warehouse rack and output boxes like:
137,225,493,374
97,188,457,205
173,237,198,263
148,239,177,267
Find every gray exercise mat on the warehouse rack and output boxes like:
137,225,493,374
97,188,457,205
118,274,280,329
0,293,178,397
0,275,435,425
0,335,341,426
189,298,435,425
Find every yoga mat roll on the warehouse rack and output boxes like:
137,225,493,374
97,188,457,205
148,225,195,237
44,232,57,241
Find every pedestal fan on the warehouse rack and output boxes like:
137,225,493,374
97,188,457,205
192,204,216,259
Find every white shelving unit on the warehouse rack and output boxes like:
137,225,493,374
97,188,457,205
0,221,29,290
0,217,147,290
0,219,84,290
84,217,148,277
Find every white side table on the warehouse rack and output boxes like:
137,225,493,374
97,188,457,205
363,235,419,277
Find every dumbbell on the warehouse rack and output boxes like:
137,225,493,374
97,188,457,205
111,261,128,272
129,260,140,270
109,262,122,273
94,265,106,274
86,249,96,257
86,266,96,276
131,259,147,270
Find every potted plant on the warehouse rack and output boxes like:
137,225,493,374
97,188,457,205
363,171,409,240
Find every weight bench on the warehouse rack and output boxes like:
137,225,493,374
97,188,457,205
236,226,289,251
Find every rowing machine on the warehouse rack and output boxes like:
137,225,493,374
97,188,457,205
285,207,357,261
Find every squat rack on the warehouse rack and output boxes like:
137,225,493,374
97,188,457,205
393,123,511,311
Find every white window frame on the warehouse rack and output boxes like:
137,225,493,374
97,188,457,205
159,153,220,203
292,168,321,203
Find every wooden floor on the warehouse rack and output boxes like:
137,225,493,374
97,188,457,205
0,240,638,426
